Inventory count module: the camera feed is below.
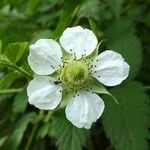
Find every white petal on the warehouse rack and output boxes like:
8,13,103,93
91,50,130,86
65,91,105,129
60,26,98,59
27,76,62,110
28,39,62,75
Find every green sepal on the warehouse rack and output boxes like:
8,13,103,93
89,79,118,103
88,17,98,38
86,40,105,61
61,47,74,62
59,90,74,108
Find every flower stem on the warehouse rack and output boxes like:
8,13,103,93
0,88,24,94
44,111,53,123
25,110,44,150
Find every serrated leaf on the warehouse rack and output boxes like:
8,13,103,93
102,82,150,150
13,90,28,113
104,19,142,79
10,112,37,150
52,112,88,150
4,42,28,63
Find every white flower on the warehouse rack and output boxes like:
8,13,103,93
27,26,130,129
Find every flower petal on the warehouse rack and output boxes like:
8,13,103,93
91,50,130,86
27,76,62,110
28,39,62,75
65,91,105,129
60,26,98,59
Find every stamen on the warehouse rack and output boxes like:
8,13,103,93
51,65,55,69
73,53,76,60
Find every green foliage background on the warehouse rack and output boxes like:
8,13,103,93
0,0,149,150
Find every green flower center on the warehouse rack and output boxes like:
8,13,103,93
61,60,91,91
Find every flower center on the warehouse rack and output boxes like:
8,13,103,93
61,60,91,91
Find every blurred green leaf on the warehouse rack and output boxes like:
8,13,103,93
0,40,2,53
4,42,28,63
0,72,21,89
10,112,37,150
25,0,40,16
102,82,150,150
0,136,7,146
52,0,84,39
78,0,100,20
13,90,28,113
37,122,52,139
52,113,88,150
112,0,125,18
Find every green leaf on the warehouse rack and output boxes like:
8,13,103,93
0,40,2,53
4,42,28,63
52,0,84,39
0,136,7,146
102,82,150,150
104,19,142,79
13,90,28,113
112,0,125,18
0,72,21,89
10,112,37,150
52,112,88,150
89,79,118,103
